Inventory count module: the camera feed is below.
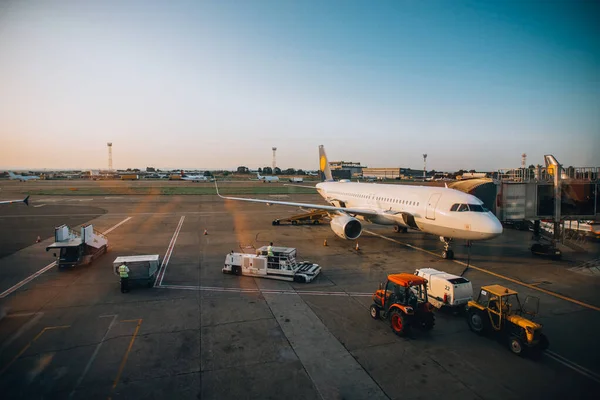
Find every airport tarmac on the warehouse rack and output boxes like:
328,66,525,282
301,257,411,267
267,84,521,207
0,181,599,399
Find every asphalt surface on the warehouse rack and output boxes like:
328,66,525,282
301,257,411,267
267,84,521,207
0,204,106,259
0,180,599,399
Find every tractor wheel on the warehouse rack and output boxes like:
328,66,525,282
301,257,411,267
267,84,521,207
369,304,380,319
232,265,242,276
509,337,525,356
394,225,400,233
421,313,435,330
467,309,486,335
390,310,408,336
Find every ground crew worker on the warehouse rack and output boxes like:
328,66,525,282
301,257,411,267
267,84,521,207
118,263,130,293
267,242,274,257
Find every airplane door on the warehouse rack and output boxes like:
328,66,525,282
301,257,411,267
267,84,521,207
426,193,442,220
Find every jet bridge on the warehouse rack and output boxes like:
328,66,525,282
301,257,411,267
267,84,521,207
494,156,599,250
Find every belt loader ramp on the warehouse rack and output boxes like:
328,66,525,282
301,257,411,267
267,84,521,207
46,224,108,268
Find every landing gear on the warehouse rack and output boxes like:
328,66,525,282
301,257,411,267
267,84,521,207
440,237,454,260
394,225,408,233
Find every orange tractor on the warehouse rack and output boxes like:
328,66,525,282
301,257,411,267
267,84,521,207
370,273,435,336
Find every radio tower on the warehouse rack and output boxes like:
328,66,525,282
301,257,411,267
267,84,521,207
272,147,277,171
107,142,113,171
423,154,427,180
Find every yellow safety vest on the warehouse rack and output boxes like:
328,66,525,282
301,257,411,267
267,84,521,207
118,265,129,278
267,246,273,256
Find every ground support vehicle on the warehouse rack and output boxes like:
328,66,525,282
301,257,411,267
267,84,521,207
46,224,108,268
370,273,435,336
223,246,321,283
530,242,562,260
272,210,328,225
466,285,549,356
414,268,473,310
112,255,160,288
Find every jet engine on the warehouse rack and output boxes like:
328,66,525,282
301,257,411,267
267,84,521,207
330,215,362,240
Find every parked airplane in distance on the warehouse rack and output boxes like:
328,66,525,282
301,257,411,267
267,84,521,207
8,171,40,181
180,170,213,182
253,172,279,183
0,195,29,206
217,145,503,259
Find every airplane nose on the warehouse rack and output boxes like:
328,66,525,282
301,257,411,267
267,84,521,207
489,216,503,236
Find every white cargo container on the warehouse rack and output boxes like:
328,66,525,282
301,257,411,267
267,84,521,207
414,268,473,309
113,255,160,287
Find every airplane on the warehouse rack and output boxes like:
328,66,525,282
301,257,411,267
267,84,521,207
254,172,279,183
216,145,503,259
8,171,40,181
0,195,29,206
180,170,213,182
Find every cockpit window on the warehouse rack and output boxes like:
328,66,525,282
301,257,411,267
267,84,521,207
450,203,489,212
468,204,488,212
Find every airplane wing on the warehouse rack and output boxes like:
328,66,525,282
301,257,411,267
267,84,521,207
0,195,29,206
215,182,379,217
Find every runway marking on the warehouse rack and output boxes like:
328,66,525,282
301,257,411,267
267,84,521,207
0,325,70,376
0,262,57,299
158,284,372,297
69,315,118,398
0,218,134,299
154,216,185,287
0,312,44,352
545,350,600,384
102,216,132,234
109,319,142,398
364,230,600,312
33,204,46,208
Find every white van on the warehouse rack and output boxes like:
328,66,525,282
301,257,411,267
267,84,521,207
414,268,473,309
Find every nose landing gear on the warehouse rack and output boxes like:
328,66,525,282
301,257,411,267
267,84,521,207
440,237,454,259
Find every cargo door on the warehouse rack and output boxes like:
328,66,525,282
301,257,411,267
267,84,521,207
426,193,442,220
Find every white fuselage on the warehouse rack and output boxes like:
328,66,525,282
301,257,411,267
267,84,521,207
316,181,502,240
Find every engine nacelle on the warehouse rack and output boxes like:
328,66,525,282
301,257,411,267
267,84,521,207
330,215,362,240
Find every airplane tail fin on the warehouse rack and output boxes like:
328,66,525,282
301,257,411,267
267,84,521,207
318,145,334,182
544,155,560,168
8,171,16,178
23,195,29,206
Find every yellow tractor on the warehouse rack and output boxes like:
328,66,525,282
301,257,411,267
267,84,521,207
370,273,435,336
466,285,549,356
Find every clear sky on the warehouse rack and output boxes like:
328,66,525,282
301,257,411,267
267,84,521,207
0,0,598,172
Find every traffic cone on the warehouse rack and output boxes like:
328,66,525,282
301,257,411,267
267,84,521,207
204,229,208,235
36,236,41,243
355,242,360,251
323,239,327,246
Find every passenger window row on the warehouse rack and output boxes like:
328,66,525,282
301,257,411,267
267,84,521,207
330,191,419,206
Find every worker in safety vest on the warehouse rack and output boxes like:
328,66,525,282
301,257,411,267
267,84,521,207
118,263,130,293
267,242,275,269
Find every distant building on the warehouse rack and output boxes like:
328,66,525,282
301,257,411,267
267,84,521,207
457,172,488,180
362,168,401,180
329,161,366,177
